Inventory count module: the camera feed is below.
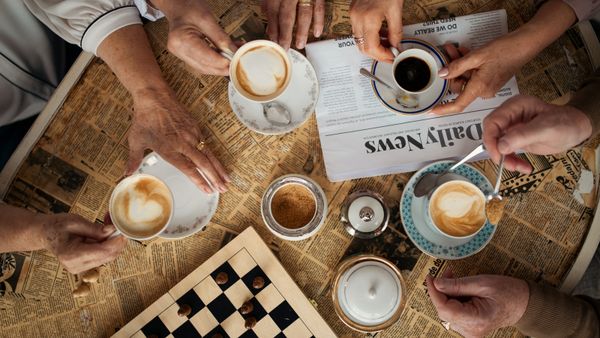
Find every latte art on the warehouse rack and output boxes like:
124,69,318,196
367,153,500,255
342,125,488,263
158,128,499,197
429,181,486,237
112,176,172,238
236,46,288,97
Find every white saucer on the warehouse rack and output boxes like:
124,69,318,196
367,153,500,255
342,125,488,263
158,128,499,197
135,152,219,240
371,39,448,115
400,161,496,260
228,49,319,135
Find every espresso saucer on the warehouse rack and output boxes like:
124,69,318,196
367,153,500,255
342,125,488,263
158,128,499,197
228,49,319,135
135,152,219,240
371,39,448,115
400,161,495,260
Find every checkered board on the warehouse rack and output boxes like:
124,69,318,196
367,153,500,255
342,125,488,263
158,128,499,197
114,227,335,338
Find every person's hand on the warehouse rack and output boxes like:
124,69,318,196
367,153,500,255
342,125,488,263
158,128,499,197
431,34,530,115
483,95,592,174
40,213,127,274
426,273,530,338
155,0,237,75
264,0,325,50
127,88,231,194
350,0,404,62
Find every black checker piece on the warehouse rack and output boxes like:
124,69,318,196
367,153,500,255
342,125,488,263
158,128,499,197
241,266,271,295
176,289,205,318
211,262,239,291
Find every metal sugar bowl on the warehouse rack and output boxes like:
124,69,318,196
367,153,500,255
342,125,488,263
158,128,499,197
340,190,389,239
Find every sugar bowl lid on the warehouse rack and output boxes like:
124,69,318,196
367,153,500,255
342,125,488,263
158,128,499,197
340,190,389,239
332,255,406,333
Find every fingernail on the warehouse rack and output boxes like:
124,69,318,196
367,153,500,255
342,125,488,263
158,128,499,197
314,29,322,38
103,224,115,234
203,187,213,194
438,67,449,78
433,278,446,289
498,139,510,153
297,41,305,49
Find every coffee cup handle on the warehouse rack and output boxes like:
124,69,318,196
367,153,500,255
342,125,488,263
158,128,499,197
390,47,401,57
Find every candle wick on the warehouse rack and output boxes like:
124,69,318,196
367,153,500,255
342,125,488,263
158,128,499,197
368,285,377,298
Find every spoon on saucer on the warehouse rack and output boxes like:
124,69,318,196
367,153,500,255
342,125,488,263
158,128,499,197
413,144,486,197
359,68,418,108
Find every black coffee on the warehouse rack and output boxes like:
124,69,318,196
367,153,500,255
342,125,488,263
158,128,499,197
394,57,431,92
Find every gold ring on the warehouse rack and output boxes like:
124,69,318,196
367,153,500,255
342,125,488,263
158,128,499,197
441,321,451,331
298,0,313,6
354,36,365,45
196,141,206,151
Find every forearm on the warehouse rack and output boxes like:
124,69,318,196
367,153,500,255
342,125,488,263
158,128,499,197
96,24,172,104
0,205,46,252
508,0,577,63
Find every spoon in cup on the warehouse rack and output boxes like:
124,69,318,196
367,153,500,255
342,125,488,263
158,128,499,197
359,68,418,108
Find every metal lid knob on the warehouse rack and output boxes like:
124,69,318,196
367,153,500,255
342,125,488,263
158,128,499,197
340,190,389,239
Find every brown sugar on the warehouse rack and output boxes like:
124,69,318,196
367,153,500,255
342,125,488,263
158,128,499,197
486,197,508,225
271,184,316,229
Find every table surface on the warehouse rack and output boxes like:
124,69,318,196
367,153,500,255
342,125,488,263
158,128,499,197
0,1,598,337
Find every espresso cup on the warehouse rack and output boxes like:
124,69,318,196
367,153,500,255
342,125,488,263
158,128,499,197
427,180,487,240
222,40,292,103
109,174,174,241
390,47,438,95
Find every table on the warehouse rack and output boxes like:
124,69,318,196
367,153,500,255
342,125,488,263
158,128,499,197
0,0,598,337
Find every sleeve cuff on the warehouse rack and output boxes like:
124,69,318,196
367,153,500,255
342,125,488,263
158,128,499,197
562,0,600,22
81,6,142,55
134,0,165,21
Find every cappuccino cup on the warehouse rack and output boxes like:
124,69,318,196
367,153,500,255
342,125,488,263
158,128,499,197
391,48,438,94
427,180,487,239
222,40,292,103
109,174,173,240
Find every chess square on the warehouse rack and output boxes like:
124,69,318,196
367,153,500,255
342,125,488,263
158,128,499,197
228,249,257,277
282,319,312,338
255,284,284,312
190,307,218,336
131,331,146,338
253,315,281,338
141,317,170,338
224,280,253,309
221,311,247,337
207,293,237,322
205,325,228,338
240,330,259,338
171,321,200,338
270,301,299,330
158,302,188,332
175,289,205,318
166,335,175,338
239,297,267,322
211,262,240,291
194,277,222,304
241,266,271,295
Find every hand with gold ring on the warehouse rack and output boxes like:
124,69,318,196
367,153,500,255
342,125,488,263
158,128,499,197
126,88,231,194
263,0,325,50
426,270,529,338
350,0,405,62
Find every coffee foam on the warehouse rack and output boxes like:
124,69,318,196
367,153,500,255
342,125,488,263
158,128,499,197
430,181,486,237
236,46,288,97
112,176,172,238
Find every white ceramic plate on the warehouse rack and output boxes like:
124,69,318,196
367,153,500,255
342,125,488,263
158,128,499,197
135,152,219,239
371,39,448,115
228,49,319,135
400,161,496,260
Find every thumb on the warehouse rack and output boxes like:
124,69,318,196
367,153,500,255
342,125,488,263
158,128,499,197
125,143,145,176
433,275,490,297
65,215,116,241
439,54,478,79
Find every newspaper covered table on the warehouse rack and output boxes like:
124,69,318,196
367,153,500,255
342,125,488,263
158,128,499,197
0,1,598,337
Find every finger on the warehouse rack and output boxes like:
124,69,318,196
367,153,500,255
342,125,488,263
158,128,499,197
364,26,393,62
433,275,490,297
457,46,471,56
350,8,365,53
265,0,281,42
278,0,298,49
443,43,461,61
503,153,533,174
165,152,214,194
295,3,313,49
65,216,116,240
431,80,479,115
198,11,237,53
70,237,127,273
442,269,454,279
498,122,548,156
438,53,481,79
168,31,229,76
449,77,467,95
125,141,145,175
313,0,325,37
385,11,403,48
182,144,228,192
204,148,232,183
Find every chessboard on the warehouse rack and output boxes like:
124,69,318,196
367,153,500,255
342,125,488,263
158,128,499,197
113,227,335,338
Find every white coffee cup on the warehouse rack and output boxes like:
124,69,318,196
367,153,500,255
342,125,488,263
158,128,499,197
390,47,438,95
427,180,487,240
222,40,292,103
109,174,174,241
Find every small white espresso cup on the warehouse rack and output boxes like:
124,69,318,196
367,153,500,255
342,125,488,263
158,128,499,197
222,40,293,103
108,174,174,241
390,47,438,95
427,180,487,241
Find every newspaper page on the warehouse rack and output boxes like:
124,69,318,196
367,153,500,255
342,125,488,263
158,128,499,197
306,10,519,181
0,0,598,337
